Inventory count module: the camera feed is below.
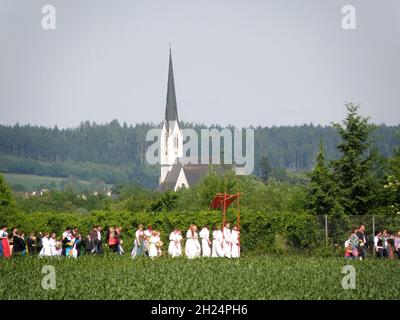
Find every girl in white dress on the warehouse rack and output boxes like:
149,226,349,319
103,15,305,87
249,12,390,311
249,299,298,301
185,225,201,259
39,233,51,257
156,231,163,256
211,226,224,257
223,222,232,258
231,226,240,258
168,229,182,257
148,230,159,259
199,225,211,257
143,225,153,256
49,232,59,256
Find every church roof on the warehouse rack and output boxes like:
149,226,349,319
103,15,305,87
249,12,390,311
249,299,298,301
157,162,235,192
156,162,182,192
165,49,178,123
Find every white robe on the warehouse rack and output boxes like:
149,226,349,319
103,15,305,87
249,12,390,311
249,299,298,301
168,232,182,257
49,238,59,256
231,230,240,258
148,235,159,258
185,230,201,259
211,230,224,257
223,227,232,258
199,228,211,257
39,237,51,257
144,229,152,253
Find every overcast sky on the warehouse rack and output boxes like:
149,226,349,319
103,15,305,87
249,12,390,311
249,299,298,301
0,0,399,128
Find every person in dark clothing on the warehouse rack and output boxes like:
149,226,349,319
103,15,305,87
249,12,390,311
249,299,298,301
89,225,103,254
81,235,93,255
27,233,36,255
12,229,21,254
35,232,43,254
61,227,72,256
18,233,27,256
75,234,82,257
382,229,390,258
356,225,368,260
89,226,99,254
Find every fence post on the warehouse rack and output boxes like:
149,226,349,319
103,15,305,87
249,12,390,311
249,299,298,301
372,215,375,254
324,214,328,245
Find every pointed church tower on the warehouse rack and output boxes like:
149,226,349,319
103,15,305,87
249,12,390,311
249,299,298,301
160,49,183,184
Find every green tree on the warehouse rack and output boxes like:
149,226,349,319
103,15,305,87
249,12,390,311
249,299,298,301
385,137,400,214
259,156,272,183
331,104,383,215
0,174,15,225
306,140,338,215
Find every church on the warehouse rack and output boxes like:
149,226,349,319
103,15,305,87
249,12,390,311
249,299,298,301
156,50,232,192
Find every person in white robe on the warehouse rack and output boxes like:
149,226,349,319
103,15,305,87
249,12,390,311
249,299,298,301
131,224,145,258
39,233,51,257
223,222,232,258
156,231,163,256
199,226,211,257
148,230,159,259
211,226,224,257
143,226,153,256
49,233,59,256
231,226,240,258
185,225,201,259
168,229,182,257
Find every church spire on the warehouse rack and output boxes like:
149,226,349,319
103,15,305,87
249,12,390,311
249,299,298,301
165,48,178,122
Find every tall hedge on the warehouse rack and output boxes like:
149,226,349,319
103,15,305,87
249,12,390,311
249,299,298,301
11,209,322,253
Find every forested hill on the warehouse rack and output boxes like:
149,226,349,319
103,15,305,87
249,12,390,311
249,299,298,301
0,121,399,188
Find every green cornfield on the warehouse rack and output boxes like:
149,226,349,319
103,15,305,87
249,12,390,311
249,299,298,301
1,255,399,300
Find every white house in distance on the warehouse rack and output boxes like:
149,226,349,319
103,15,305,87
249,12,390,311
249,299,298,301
157,50,232,192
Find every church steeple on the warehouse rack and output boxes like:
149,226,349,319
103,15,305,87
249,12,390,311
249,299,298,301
159,47,183,185
165,48,178,122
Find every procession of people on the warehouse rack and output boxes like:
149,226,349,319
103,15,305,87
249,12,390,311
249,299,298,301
0,222,241,259
130,223,240,259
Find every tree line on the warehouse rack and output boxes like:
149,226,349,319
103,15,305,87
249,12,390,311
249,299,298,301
0,118,398,188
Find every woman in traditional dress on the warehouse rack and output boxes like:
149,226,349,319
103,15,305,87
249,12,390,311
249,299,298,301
211,225,224,257
231,225,240,258
115,226,124,255
223,222,232,258
185,225,201,259
168,229,182,257
39,233,51,257
131,224,145,258
199,225,211,257
0,225,11,258
148,230,159,259
108,227,118,253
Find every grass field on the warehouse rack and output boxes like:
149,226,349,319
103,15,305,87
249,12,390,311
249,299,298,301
1,255,399,300
2,173,66,190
